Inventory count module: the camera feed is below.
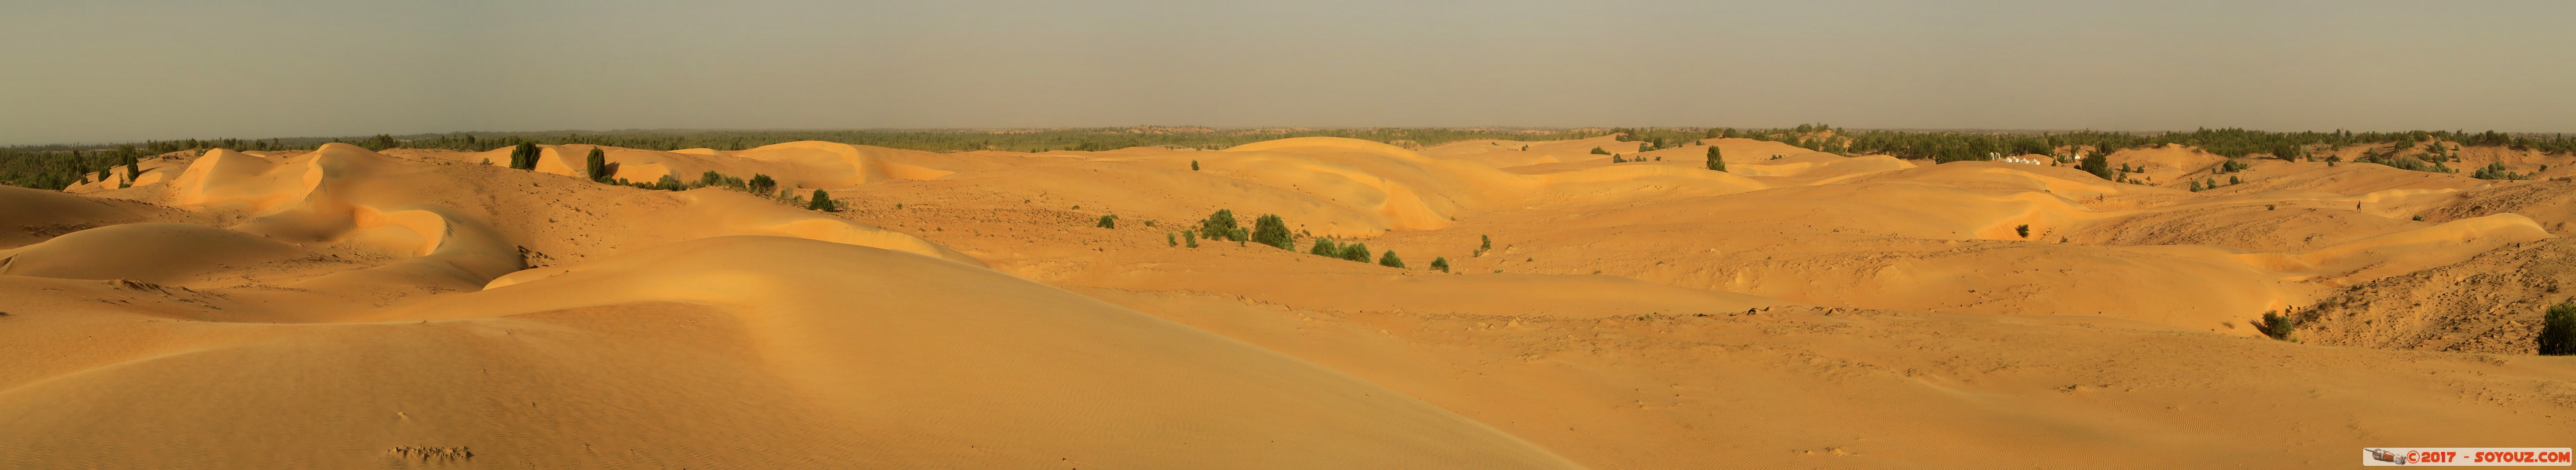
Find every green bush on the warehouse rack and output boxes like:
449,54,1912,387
1096,214,1118,228
1706,146,1726,171
2079,150,2113,180
1199,209,1242,241
807,189,840,212
509,143,539,170
586,148,611,182
1310,238,1338,257
2015,224,2030,238
1429,256,1449,272
1338,243,1371,263
2541,302,2575,355
748,174,777,195
1379,251,1405,268
2259,311,2298,342
1167,232,1177,246
1250,214,1293,249
1183,230,1199,248
1191,160,1200,171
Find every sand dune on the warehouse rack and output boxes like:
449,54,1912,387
6,135,2574,469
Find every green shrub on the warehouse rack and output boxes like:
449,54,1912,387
1430,256,1449,272
807,189,840,212
509,143,539,170
1183,230,1199,248
2015,224,2030,238
2472,162,2525,180
2079,150,2113,180
2229,175,2242,185
1199,209,1242,241
1590,147,1610,155
2259,311,2298,342
1166,232,1177,246
2541,302,2575,355
1096,214,1118,228
586,148,610,182
1338,243,1371,263
748,174,777,195
1706,146,1726,171
1310,238,1338,257
1379,251,1405,268
1250,214,1293,249
1191,160,1200,171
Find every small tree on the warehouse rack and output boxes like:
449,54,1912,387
586,148,611,182
2015,224,2031,238
1191,160,1200,171
1183,230,1199,248
1590,147,1610,155
1095,214,1118,228
1429,256,1450,272
2541,302,2575,356
1199,209,1242,241
1610,155,1626,163
1311,238,1338,257
509,143,539,170
749,174,777,195
2259,311,2298,342
1338,243,1371,263
1706,146,1727,171
1167,233,1178,246
1379,251,1405,268
363,134,398,151
2079,150,2113,180
808,189,840,212
1250,214,1293,249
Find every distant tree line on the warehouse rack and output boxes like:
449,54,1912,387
9,126,2574,189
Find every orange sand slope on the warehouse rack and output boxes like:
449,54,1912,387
6,137,2575,469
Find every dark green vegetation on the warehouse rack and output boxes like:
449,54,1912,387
2472,162,2527,180
1429,256,1449,273
509,143,540,170
1249,214,1293,250
807,189,840,212
585,148,611,182
2542,303,2575,356
1337,243,1371,263
1095,214,1117,229
2015,224,2030,238
2259,311,2300,342
1198,210,1245,242
8,127,2573,189
1705,146,1726,172
1377,251,1405,268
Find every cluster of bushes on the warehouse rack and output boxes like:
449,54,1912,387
2257,310,2301,342
1308,238,1407,267
1164,209,1446,271
2472,162,2528,180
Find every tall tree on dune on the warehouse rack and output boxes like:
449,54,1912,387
1705,146,1726,172
585,147,610,182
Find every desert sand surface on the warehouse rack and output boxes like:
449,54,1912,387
5,136,2575,469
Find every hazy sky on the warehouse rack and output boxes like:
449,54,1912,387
5,0,2573,145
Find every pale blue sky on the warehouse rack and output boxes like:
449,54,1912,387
3,0,2571,145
